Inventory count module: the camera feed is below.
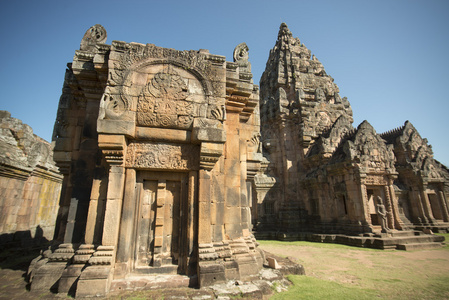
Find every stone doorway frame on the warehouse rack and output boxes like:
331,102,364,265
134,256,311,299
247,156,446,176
131,170,197,276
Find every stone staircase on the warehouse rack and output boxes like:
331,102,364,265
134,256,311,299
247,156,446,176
260,230,445,250
371,230,445,250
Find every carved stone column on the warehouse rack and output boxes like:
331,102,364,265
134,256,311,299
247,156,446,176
359,181,372,228
414,189,428,224
76,134,126,297
420,185,436,224
197,142,224,287
388,183,405,230
115,168,136,278
383,185,395,230
438,190,449,222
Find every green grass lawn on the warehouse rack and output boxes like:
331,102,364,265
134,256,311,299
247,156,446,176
260,235,449,300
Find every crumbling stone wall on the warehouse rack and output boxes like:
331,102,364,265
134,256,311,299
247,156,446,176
0,111,62,248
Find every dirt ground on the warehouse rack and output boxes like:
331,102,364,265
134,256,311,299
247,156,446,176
259,241,449,299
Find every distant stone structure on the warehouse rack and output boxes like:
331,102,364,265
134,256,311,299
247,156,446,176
28,23,449,297
30,24,263,296
0,111,62,248
255,23,449,243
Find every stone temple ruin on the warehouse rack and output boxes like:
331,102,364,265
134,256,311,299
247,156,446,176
26,24,449,296
255,24,449,247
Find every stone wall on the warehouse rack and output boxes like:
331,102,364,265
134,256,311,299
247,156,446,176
0,111,62,248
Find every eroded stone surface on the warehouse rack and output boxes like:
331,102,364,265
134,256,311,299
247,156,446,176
0,111,62,248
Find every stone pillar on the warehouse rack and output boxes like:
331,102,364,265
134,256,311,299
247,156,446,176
76,134,126,297
384,185,395,230
420,186,436,224
198,170,212,245
359,182,371,227
53,169,72,241
438,190,449,222
414,190,428,224
115,168,136,277
84,178,101,245
223,112,243,240
186,171,198,275
197,169,224,286
388,183,405,230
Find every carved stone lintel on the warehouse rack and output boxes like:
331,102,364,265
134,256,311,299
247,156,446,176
126,142,199,170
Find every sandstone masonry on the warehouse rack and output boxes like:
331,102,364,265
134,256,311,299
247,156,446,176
0,111,62,248
29,25,264,296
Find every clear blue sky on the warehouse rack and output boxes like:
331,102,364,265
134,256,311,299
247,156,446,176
1,0,448,166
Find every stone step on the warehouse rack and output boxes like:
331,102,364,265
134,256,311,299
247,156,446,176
396,242,443,251
390,230,423,237
132,264,179,275
110,274,193,292
380,235,444,246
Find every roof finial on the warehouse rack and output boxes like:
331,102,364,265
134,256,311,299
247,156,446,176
80,24,107,51
278,23,292,40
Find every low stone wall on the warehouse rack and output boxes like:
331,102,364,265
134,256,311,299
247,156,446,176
0,111,62,248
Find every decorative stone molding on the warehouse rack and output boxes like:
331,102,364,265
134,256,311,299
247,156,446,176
198,243,218,261
72,244,96,264
49,244,76,262
80,24,107,52
199,142,224,171
88,245,115,265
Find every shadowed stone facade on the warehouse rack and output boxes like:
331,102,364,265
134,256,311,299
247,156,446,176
28,23,448,296
254,24,449,244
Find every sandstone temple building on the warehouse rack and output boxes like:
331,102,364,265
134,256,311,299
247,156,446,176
26,24,449,296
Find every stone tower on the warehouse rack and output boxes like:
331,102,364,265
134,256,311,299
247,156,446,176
255,23,449,240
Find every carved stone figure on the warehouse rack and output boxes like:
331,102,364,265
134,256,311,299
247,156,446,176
376,196,389,233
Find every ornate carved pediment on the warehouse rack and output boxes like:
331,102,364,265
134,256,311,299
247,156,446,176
137,66,194,129
315,115,354,156
342,121,395,172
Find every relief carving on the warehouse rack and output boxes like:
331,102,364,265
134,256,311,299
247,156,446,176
207,104,226,121
80,24,107,51
137,66,194,129
103,94,126,119
126,142,199,170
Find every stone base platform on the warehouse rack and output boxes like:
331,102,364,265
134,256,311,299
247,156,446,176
110,274,195,293
256,230,445,250
108,252,305,299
